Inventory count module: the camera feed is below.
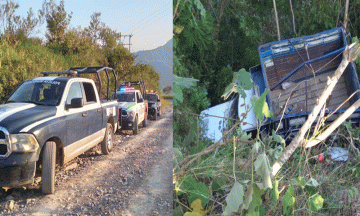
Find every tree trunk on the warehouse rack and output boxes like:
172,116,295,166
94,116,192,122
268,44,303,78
273,0,281,40
289,0,296,34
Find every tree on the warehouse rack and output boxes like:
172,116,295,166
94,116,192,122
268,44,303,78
43,0,72,47
85,12,104,45
163,86,172,94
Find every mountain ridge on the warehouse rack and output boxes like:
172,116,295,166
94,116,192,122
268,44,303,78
133,39,173,93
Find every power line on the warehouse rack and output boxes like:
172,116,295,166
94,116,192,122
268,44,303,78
132,10,171,35
121,34,133,52
128,4,171,33
128,5,171,34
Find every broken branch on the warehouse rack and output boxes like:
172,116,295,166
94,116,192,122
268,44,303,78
271,43,360,178
305,98,360,149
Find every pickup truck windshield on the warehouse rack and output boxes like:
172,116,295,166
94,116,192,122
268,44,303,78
117,92,135,102
146,94,157,101
7,80,66,106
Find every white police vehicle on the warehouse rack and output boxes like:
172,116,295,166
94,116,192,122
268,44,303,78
116,83,147,134
0,67,119,194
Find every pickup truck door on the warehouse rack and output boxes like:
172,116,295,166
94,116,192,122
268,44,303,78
136,92,145,122
81,82,104,136
64,82,90,147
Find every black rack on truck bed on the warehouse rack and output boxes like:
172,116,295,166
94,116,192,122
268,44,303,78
42,66,118,101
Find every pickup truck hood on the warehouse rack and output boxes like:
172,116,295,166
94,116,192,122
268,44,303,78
0,103,57,134
118,102,136,110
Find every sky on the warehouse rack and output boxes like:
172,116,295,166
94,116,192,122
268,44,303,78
12,0,173,53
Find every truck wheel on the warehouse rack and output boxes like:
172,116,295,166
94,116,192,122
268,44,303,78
142,116,147,127
154,112,158,121
101,123,114,155
133,116,138,135
42,141,56,194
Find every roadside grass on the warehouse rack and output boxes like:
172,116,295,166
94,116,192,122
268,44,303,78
173,123,360,215
161,97,172,107
162,95,173,99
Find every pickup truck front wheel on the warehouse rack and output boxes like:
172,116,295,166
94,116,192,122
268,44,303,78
133,116,138,135
101,123,114,155
142,116,147,127
42,141,56,194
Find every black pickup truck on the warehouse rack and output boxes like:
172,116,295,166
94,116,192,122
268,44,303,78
0,67,118,194
146,93,161,120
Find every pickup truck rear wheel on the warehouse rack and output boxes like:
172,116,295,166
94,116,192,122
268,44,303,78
101,123,114,155
133,116,138,135
42,141,56,194
142,116,147,127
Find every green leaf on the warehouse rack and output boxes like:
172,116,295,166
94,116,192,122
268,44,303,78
252,89,271,120
251,141,261,154
306,178,319,187
173,75,198,106
272,130,285,146
222,68,253,100
173,74,198,89
282,186,295,215
193,0,206,17
173,85,184,106
254,153,272,190
293,176,307,189
271,179,279,205
173,206,184,216
179,176,209,207
308,194,324,212
212,176,226,191
223,182,244,216
248,183,263,213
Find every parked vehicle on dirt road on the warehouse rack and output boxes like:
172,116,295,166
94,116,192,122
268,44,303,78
0,67,118,194
116,81,148,134
146,92,161,120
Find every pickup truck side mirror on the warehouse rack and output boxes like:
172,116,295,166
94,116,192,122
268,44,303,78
66,98,84,109
157,99,160,102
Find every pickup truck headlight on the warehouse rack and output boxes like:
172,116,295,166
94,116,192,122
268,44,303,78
127,110,135,117
151,104,156,108
10,134,39,152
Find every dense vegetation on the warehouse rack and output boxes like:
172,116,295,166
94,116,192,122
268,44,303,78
0,0,160,102
173,0,360,215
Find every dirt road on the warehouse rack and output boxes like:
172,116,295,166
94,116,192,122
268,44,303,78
0,106,173,215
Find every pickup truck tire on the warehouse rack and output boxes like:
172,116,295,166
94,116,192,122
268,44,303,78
101,123,114,155
142,116,147,127
133,116,138,135
154,112,158,121
42,141,56,194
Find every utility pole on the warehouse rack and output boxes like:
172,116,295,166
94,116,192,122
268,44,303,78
122,34,133,52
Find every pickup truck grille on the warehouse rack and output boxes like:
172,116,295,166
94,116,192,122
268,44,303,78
0,127,10,157
0,144,6,155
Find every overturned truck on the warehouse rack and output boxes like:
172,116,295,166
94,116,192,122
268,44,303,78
251,26,360,138
201,26,360,141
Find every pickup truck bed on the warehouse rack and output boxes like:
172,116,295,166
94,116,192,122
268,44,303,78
251,27,360,135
